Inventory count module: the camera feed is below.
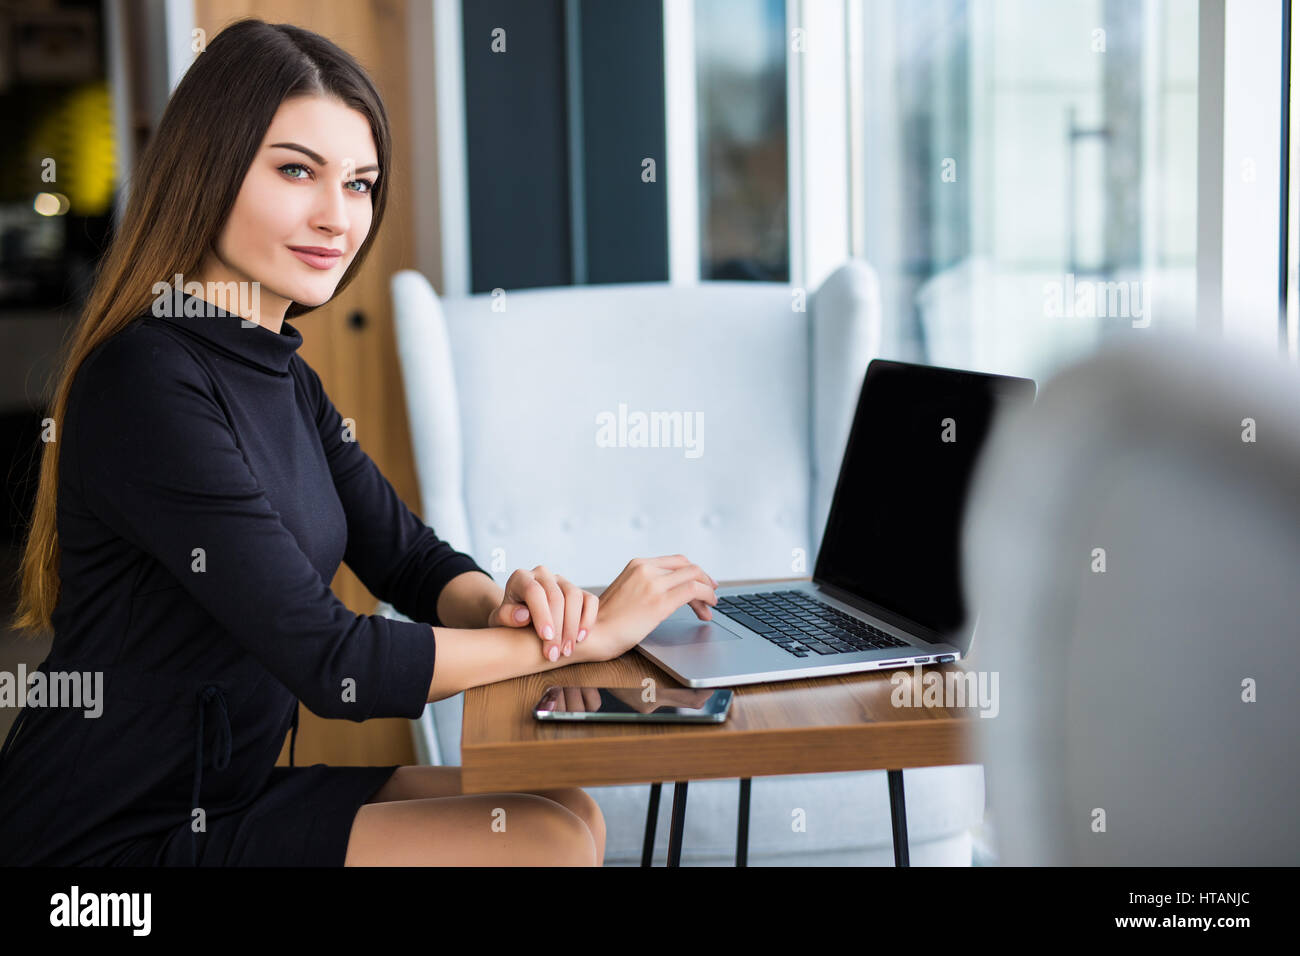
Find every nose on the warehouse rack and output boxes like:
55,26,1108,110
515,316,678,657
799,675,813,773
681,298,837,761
309,173,351,239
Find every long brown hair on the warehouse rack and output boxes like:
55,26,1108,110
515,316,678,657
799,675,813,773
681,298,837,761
10,17,393,637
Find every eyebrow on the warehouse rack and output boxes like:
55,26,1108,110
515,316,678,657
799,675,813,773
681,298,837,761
269,142,379,175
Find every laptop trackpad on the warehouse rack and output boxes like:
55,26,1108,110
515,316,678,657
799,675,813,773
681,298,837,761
644,618,742,647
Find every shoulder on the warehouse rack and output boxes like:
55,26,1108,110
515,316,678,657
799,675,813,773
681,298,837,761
69,320,222,445
76,318,210,398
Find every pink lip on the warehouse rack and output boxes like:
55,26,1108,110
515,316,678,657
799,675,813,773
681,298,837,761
288,246,343,270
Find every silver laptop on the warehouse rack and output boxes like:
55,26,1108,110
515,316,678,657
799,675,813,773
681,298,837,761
636,358,1037,688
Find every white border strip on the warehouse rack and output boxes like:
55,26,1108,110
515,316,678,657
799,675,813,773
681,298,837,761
435,0,471,296
664,0,700,284
1221,0,1282,352
846,0,866,259
792,0,850,292
163,0,195,95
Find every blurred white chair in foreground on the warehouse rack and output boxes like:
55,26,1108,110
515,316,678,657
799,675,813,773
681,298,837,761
964,329,1300,865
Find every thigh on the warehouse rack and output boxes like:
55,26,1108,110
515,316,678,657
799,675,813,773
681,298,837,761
364,764,463,803
366,766,604,843
343,792,597,866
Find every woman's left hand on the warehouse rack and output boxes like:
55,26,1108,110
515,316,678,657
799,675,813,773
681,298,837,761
486,565,599,662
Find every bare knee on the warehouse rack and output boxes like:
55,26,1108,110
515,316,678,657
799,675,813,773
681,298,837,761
535,789,604,844
517,794,598,866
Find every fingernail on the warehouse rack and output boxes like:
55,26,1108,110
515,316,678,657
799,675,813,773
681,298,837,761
543,625,554,639
563,643,572,657
578,629,587,642
548,645,559,662
514,607,528,622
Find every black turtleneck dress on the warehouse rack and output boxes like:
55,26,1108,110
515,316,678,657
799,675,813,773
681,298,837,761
0,293,486,865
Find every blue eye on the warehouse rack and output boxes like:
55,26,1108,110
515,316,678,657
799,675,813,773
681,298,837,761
278,162,375,196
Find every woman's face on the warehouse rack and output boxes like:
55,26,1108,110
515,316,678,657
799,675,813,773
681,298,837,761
197,94,379,326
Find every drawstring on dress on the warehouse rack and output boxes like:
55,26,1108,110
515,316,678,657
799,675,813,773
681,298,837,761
190,684,232,867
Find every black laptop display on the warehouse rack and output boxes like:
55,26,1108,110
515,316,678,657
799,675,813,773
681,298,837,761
814,359,1037,645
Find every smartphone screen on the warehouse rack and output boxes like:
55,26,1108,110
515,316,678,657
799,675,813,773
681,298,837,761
534,686,732,722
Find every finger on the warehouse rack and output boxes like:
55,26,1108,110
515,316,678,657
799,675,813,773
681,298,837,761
659,563,718,597
663,579,718,616
688,597,713,620
502,569,534,616
533,567,565,658
523,578,557,656
554,576,582,655
582,687,602,712
502,569,538,627
641,553,693,572
496,602,530,626
641,555,720,588
577,592,598,642
562,686,584,713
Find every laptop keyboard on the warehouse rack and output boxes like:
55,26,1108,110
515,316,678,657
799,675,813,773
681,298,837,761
714,590,911,658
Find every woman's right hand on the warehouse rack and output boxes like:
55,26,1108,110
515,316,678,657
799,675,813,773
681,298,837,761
574,555,719,663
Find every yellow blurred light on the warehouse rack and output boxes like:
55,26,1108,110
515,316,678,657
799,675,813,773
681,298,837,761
31,80,116,216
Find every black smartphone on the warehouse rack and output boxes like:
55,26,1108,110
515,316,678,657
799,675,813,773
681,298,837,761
533,685,733,723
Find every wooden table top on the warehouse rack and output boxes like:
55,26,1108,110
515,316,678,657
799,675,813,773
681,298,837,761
460,576,980,794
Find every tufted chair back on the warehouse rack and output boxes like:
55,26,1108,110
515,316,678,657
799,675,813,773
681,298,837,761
390,265,884,592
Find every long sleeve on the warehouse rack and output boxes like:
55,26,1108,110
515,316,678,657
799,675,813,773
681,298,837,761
69,328,436,721
293,357,489,627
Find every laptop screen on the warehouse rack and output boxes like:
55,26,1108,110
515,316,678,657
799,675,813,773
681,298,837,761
813,359,1036,642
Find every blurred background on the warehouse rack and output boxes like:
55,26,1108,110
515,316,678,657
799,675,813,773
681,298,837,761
0,0,1291,802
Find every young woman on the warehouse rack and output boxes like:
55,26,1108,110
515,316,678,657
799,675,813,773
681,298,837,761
0,18,718,867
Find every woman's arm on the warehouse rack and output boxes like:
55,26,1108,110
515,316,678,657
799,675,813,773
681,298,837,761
436,569,505,630
426,622,582,702
296,357,488,628
426,555,719,702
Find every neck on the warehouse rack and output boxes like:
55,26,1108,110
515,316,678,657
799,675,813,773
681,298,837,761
180,273,290,333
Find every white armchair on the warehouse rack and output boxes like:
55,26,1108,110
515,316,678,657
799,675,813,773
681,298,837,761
383,261,986,865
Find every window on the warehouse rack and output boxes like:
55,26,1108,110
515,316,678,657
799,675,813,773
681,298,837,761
695,0,789,281
857,0,1200,381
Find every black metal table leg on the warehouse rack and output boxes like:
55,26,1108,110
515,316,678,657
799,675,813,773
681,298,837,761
667,780,689,867
887,769,910,867
641,782,662,867
736,777,751,867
